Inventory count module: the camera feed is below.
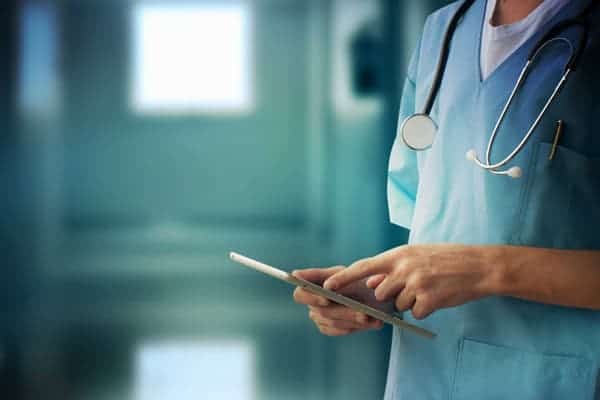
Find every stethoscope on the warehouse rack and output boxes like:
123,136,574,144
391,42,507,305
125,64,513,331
401,0,595,178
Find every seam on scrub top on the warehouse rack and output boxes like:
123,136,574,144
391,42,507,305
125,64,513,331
594,369,600,400
513,141,540,245
565,180,578,249
449,337,466,400
394,327,405,400
405,76,417,112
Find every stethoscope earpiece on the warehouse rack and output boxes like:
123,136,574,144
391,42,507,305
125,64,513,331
465,149,477,162
506,166,523,179
466,150,522,179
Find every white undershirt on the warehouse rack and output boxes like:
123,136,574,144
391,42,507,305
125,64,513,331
480,0,570,80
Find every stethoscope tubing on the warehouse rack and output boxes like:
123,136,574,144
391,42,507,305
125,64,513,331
421,0,477,116
472,38,574,173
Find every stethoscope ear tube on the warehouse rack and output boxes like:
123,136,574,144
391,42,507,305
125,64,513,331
528,18,590,72
467,65,572,178
569,24,590,71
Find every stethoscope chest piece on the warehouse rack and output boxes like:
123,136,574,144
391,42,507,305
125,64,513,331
401,114,438,151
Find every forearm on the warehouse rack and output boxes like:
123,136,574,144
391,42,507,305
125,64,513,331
490,246,600,310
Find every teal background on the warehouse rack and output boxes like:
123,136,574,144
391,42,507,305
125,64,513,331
1,1,450,399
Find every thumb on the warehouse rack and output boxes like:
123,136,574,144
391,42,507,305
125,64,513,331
292,266,345,284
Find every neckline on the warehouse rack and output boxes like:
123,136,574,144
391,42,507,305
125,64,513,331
486,0,570,40
474,0,590,85
475,0,522,84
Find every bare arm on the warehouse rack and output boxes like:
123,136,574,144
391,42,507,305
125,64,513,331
496,246,600,310
323,245,600,320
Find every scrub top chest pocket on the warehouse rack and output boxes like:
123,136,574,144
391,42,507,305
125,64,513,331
517,141,600,250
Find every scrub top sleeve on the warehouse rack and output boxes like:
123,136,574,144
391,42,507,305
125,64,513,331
387,42,421,230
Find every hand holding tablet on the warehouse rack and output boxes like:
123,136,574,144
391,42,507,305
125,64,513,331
229,252,436,339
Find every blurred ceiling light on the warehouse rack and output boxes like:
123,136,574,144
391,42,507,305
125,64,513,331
131,3,253,115
134,339,255,400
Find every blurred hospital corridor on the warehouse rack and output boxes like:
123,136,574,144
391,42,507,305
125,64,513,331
1,0,450,399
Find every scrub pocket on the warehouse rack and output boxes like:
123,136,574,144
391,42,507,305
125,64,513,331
451,338,596,400
517,142,600,249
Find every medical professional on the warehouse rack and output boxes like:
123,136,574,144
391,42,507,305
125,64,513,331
294,0,600,398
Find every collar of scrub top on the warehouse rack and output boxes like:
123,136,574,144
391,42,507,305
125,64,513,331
401,0,597,179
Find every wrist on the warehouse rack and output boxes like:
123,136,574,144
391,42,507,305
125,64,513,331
479,245,514,297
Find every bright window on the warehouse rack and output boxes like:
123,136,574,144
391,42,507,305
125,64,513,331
131,3,253,114
19,2,60,116
134,339,255,400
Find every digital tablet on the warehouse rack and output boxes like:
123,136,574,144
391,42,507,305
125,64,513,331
229,252,435,339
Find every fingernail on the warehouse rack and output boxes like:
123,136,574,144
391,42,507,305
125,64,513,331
319,298,329,307
323,279,337,290
357,314,367,324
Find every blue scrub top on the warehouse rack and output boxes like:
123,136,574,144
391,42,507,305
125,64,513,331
386,0,600,399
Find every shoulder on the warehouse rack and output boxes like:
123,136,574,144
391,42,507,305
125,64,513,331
425,1,463,26
421,1,463,43
409,1,464,80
